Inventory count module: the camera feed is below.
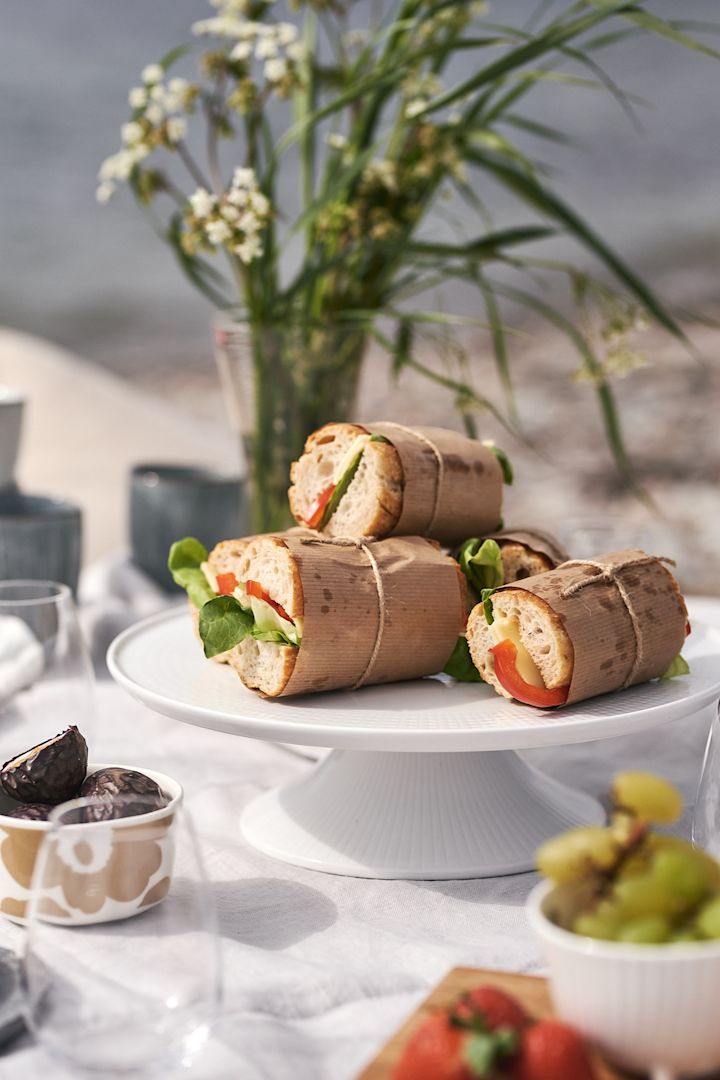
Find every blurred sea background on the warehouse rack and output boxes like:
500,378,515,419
1,0,718,585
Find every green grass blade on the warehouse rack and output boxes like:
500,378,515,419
467,151,686,341
407,225,556,261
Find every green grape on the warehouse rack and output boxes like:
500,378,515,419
617,915,671,944
649,835,720,889
609,875,682,919
612,772,683,824
651,848,712,907
536,827,619,884
573,912,621,941
669,926,702,943
695,897,720,940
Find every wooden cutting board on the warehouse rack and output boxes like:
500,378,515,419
357,967,623,1079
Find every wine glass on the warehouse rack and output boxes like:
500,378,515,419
22,793,221,1075
0,580,96,743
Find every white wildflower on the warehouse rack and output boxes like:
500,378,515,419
235,20,262,40
363,159,398,192
128,86,147,109
234,235,263,264
166,117,187,143
227,187,249,208
264,57,288,82
326,132,348,150
249,190,270,215
220,203,241,222
275,22,298,46
237,209,261,233
95,181,116,204
121,121,144,146
405,98,427,119
205,218,233,245
233,166,256,189
168,77,189,96
145,103,164,126
141,63,164,85
189,188,216,218
286,42,306,63
98,149,136,182
255,35,279,59
230,41,253,60
192,15,245,37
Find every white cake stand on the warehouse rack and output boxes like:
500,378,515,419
107,611,720,880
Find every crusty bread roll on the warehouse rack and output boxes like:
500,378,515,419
467,549,688,708
288,421,504,546
201,533,467,698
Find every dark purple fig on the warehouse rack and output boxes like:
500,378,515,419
4,803,53,821
0,727,88,804
79,768,168,822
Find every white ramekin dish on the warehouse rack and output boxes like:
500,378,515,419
0,763,182,925
528,879,720,1076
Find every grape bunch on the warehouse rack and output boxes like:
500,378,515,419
537,772,720,944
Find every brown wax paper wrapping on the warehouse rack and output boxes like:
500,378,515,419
277,535,467,696
500,549,688,705
367,423,503,547
487,527,569,567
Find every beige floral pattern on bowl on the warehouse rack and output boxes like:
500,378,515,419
0,764,182,925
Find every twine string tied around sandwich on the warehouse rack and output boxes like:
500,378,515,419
559,553,676,688
373,422,445,537
299,535,385,688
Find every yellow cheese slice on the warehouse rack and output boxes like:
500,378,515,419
491,610,545,688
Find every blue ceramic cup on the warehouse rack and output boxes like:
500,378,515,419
0,493,82,593
130,464,247,590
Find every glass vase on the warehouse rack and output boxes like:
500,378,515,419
213,312,366,534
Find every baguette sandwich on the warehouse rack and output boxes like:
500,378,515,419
466,549,689,708
174,533,467,698
288,422,509,546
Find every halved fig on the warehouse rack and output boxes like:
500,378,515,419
79,768,168,822
0,727,88,804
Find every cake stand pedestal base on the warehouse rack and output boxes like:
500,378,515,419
241,748,604,880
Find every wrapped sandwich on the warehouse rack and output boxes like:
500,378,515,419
180,533,467,698
466,549,690,708
288,422,510,546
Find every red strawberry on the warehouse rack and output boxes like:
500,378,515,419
514,1019,597,1080
393,1012,469,1080
454,987,528,1033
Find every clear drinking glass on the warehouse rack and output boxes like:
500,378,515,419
0,580,95,737
692,704,720,858
22,794,221,1075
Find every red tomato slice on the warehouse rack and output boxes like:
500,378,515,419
216,572,238,596
245,579,294,625
490,639,569,708
304,483,335,529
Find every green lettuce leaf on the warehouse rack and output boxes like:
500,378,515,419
199,595,254,658
481,588,496,625
320,449,364,528
481,440,513,485
167,537,214,608
443,636,484,682
458,538,505,603
661,654,690,680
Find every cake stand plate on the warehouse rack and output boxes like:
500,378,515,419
108,611,720,879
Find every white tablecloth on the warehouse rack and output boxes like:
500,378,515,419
2,557,718,1080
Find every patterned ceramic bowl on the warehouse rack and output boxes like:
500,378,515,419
528,879,720,1076
0,763,182,925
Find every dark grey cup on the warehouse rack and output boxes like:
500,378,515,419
0,493,82,593
130,464,248,590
